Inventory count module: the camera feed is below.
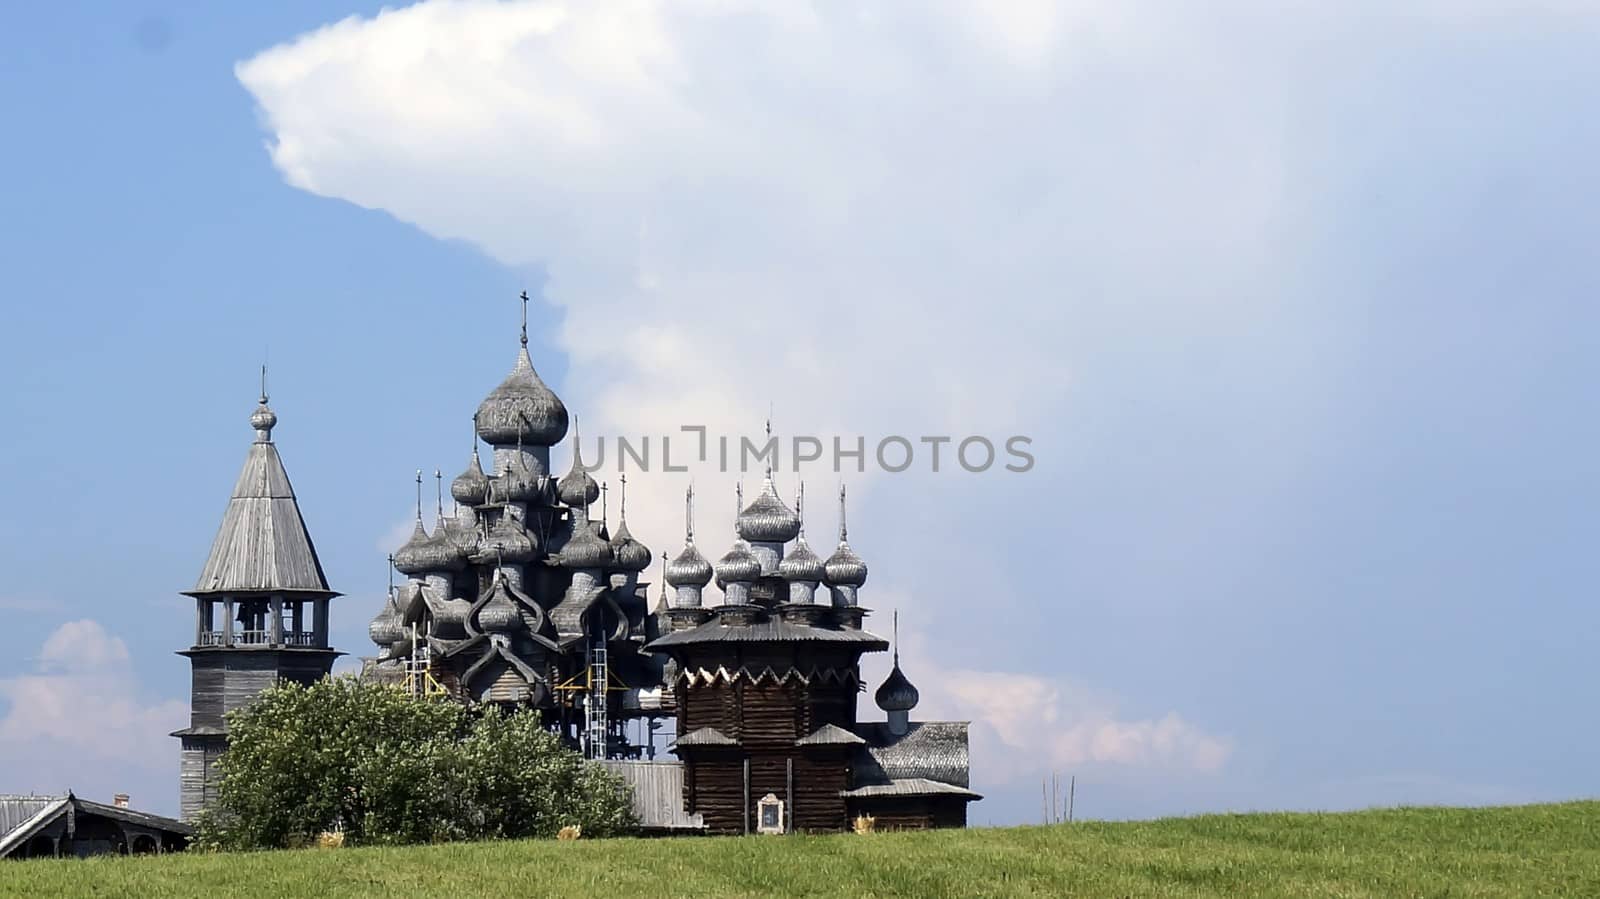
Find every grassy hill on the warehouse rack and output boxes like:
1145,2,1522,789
4,801,1597,898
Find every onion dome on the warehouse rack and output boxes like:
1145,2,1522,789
611,520,652,572
249,402,277,442
823,543,868,587
779,536,826,582
875,662,920,712
477,578,522,633
475,343,569,447
557,465,599,509
608,475,652,572
714,540,761,588
411,519,467,572
823,484,868,587
479,514,538,564
560,518,613,569
451,450,490,506
368,594,404,647
666,543,713,587
392,520,434,576
736,475,801,543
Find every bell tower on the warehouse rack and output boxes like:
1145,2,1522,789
172,379,340,820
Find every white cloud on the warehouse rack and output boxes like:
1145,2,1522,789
894,633,1231,783
236,0,1586,804
37,618,131,671
0,620,186,809
232,0,1297,790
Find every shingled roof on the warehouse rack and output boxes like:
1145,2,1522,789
188,403,333,596
840,778,982,800
646,615,888,651
0,794,192,858
853,721,973,789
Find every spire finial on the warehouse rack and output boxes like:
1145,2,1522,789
685,483,696,543
838,483,849,543
259,364,269,405
387,553,395,595
659,551,668,602
414,470,423,522
601,481,610,527
434,470,444,521
764,413,774,479
736,480,744,521
892,609,900,666
619,473,629,522
519,290,530,348
796,482,806,537
471,413,480,459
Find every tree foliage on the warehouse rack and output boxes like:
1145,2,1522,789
194,677,635,849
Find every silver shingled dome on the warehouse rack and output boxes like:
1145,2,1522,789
560,518,613,569
736,476,802,543
392,520,435,576
368,594,404,647
714,540,762,588
665,543,713,588
823,542,868,587
557,465,600,508
611,519,653,572
778,535,826,582
477,580,522,633
451,452,490,505
475,347,569,447
477,515,538,564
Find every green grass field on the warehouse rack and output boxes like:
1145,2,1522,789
4,801,1596,898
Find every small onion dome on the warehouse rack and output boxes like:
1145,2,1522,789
477,581,522,633
479,515,538,564
451,453,490,505
610,519,652,572
666,543,713,588
414,520,469,572
475,347,569,447
824,542,869,587
714,540,762,588
736,476,802,543
557,465,600,509
875,662,920,712
249,401,277,440
497,453,541,503
392,520,435,576
368,596,404,647
560,520,613,569
778,536,826,583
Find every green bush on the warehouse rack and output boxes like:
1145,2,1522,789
194,677,635,849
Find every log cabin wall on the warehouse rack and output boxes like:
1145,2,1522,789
681,751,746,834
847,797,969,830
791,751,851,832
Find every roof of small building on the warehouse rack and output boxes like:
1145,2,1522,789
853,721,972,789
0,794,192,858
839,778,982,800
670,727,738,748
796,723,868,746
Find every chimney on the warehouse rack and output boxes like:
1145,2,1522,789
113,793,129,808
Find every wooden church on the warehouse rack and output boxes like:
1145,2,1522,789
177,302,978,833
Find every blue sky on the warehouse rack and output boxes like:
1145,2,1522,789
2,1,1598,825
